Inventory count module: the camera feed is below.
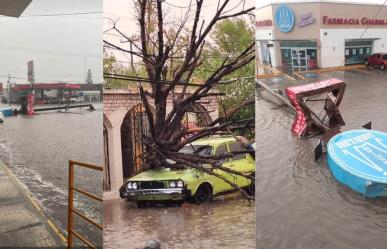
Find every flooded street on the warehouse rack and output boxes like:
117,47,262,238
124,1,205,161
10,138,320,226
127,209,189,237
255,69,387,249
0,104,103,246
104,197,255,249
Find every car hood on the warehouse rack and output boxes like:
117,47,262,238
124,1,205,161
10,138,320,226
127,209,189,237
128,168,194,182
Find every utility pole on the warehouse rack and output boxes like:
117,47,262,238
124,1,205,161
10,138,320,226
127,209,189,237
27,60,35,115
83,57,87,83
130,42,135,73
7,74,11,106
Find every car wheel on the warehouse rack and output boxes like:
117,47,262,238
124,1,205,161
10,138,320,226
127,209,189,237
380,64,386,70
173,201,183,207
245,174,255,196
193,184,212,204
119,184,126,199
136,201,146,208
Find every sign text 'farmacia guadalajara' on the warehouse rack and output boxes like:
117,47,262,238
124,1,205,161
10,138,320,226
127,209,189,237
256,20,273,27
323,16,387,25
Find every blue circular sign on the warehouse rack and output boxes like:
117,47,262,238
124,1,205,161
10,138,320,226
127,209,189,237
328,130,387,183
275,4,295,33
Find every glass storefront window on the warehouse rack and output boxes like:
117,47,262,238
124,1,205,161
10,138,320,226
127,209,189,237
345,39,373,65
280,41,318,70
307,49,317,69
281,49,292,67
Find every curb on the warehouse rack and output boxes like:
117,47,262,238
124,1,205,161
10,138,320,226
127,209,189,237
0,159,68,246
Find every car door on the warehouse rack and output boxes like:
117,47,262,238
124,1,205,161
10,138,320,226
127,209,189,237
373,54,381,65
369,54,376,65
382,55,387,66
227,142,254,188
212,143,236,193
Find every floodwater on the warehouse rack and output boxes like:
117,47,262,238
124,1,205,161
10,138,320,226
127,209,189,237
0,103,103,246
104,196,255,249
255,69,387,249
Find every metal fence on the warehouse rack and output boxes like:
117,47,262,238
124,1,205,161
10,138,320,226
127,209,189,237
67,160,103,249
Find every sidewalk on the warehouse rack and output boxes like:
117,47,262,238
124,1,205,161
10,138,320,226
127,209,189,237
0,159,65,247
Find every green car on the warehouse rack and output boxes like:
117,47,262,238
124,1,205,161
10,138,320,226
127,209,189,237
119,136,255,207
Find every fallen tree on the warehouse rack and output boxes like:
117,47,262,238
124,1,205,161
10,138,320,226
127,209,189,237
104,0,255,199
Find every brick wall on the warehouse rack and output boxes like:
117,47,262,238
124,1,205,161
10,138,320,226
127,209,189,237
103,89,219,121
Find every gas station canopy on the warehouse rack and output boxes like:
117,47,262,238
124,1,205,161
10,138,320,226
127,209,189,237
0,0,32,17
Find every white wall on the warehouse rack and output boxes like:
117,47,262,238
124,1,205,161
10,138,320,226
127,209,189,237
269,45,278,68
320,28,387,68
256,28,274,63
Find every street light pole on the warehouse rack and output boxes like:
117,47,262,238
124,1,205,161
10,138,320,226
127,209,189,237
7,74,11,106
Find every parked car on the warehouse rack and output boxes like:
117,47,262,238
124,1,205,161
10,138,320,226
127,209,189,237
0,111,4,122
119,136,255,207
365,53,387,70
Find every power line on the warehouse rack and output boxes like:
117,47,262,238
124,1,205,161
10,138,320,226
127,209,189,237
104,73,254,86
104,45,252,59
0,44,100,58
0,74,103,84
163,1,195,8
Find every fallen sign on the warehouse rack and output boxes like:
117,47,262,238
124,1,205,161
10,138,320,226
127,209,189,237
327,129,387,198
285,78,346,138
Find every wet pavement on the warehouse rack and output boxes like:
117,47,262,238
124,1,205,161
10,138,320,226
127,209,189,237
0,103,103,246
255,68,387,249
104,196,255,249
0,159,63,247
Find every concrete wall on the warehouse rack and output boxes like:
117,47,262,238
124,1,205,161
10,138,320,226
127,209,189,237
320,28,387,67
271,3,321,41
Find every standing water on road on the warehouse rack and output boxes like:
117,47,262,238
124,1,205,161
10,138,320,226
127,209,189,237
0,104,103,246
104,197,255,249
255,69,387,249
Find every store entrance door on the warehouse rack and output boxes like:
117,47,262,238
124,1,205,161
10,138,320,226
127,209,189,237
345,40,373,65
291,49,307,71
345,46,372,65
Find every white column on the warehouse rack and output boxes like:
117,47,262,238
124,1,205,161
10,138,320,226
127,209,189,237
104,117,125,200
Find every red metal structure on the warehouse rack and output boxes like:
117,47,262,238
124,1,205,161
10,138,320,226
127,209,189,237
285,78,346,138
26,93,34,115
12,83,80,91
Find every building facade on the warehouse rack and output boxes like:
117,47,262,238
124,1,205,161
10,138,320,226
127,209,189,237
256,1,387,70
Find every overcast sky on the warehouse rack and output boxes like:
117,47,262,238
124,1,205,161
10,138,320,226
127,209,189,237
0,0,102,85
256,0,387,8
104,0,254,63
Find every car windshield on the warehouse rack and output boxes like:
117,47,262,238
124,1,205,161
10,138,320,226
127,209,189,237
179,145,212,155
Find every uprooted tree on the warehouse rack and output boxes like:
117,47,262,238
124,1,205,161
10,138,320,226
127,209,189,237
104,0,255,199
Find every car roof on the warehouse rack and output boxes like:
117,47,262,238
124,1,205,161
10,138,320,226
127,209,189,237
189,136,237,146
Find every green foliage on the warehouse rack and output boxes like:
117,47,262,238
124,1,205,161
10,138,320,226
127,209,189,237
195,18,255,137
103,50,147,89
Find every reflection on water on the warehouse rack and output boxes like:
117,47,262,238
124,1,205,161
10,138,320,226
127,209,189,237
0,104,103,246
104,196,255,249
255,70,387,249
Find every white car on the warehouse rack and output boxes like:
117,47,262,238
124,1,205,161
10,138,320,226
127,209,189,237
0,111,4,123
69,97,84,103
